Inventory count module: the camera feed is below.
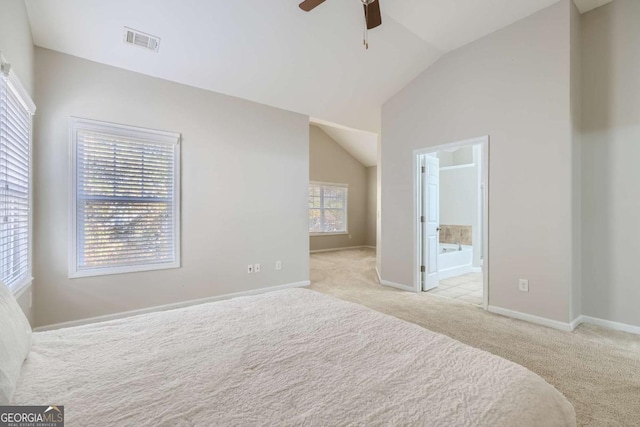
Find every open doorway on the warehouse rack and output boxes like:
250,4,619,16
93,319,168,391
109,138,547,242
414,136,489,308
308,120,378,254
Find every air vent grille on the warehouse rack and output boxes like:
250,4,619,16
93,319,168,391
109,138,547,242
123,27,160,52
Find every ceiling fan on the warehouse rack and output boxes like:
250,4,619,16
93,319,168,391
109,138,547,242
299,0,382,49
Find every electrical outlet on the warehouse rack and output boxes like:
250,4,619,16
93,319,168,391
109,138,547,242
247,264,254,274
519,279,529,292
255,264,261,273
275,260,282,271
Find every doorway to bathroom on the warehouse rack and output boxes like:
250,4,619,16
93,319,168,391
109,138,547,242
414,136,489,308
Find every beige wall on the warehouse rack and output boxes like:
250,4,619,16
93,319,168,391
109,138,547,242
309,125,368,251
0,0,34,322
381,1,574,322
33,48,310,327
570,0,582,322
582,0,640,327
365,166,377,247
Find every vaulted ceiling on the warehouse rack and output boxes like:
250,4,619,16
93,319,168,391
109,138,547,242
25,0,609,135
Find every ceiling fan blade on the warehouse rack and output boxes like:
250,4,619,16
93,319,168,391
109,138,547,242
364,0,382,29
299,0,326,12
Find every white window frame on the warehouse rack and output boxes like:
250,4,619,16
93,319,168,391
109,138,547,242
69,117,181,278
0,53,36,296
309,181,349,236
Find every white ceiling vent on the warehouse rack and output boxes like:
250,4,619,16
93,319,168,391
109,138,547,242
123,27,160,52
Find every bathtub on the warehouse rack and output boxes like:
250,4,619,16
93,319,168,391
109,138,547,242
438,244,473,279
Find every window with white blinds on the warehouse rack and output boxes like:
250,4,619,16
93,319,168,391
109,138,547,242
70,118,180,278
309,182,348,234
0,59,35,293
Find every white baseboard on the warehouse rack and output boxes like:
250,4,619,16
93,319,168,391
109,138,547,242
574,315,640,335
470,267,482,273
488,305,573,332
380,279,414,292
310,245,372,254
375,267,414,292
363,245,377,250
34,281,310,332
569,316,583,331
465,305,640,335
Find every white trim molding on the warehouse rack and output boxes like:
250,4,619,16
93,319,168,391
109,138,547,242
34,280,311,332
310,245,372,254
569,316,583,331
12,278,33,299
379,279,414,292
0,52,36,114
488,305,574,332
488,306,640,335
574,315,640,335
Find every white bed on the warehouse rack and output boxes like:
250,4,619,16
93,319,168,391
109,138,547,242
12,289,575,426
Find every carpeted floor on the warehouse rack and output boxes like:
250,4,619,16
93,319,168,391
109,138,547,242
309,248,640,427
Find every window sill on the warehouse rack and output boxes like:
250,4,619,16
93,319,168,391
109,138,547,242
69,262,180,279
310,232,349,237
12,277,33,299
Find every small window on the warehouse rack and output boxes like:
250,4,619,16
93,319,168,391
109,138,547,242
69,118,181,278
309,182,348,235
0,58,36,293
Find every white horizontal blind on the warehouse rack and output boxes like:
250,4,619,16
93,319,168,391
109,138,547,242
74,125,179,274
309,182,348,233
0,74,32,291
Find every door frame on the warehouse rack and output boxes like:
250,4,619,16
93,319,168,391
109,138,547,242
413,136,490,309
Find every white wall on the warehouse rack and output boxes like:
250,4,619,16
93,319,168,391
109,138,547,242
381,1,574,322
439,167,477,227
33,48,310,327
438,147,477,229
365,166,377,247
309,125,367,251
0,0,35,322
582,0,640,327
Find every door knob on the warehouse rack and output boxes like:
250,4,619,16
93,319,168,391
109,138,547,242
436,227,442,232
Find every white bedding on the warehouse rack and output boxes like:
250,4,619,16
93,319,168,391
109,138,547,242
13,289,575,426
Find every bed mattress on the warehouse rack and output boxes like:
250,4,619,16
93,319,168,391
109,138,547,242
13,288,575,426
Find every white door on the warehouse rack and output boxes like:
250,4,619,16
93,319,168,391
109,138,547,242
422,155,440,291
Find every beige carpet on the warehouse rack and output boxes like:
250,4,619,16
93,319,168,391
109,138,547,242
310,248,640,427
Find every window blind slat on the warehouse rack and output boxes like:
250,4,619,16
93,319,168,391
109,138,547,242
0,111,30,145
0,135,30,162
0,76,31,291
0,104,31,134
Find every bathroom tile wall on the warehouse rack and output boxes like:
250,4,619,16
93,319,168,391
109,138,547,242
439,225,472,245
